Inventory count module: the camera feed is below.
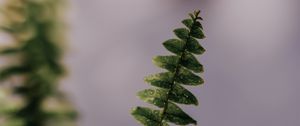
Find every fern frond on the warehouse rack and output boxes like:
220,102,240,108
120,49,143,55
0,0,77,126
132,10,206,126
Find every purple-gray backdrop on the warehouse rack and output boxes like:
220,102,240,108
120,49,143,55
63,0,300,125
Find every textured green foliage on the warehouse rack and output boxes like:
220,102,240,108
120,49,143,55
132,10,206,126
181,52,203,73
0,66,29,81
153,56,179,72
0,0,76,126
164,102,196,125
163,39,185,55
187,37,206,55
132,107,169,126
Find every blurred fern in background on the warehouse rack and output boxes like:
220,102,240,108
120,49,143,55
0,0,77,126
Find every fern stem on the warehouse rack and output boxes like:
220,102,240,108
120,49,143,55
159,16,199,126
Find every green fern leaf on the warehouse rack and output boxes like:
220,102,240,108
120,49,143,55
181,52,204,73
163,39,186,55
164,102,197,125
0,66,29,81
190,26,205,39
186,37,206,55
182,19,193,29
174,28,190,40
0,47,21,55
131,107,169,126
153,55,180,72
145,72,173,89
175,67,204,85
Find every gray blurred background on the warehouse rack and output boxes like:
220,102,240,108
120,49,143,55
62,0,300,125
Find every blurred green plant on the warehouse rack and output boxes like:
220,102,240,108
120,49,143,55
0,0,77,126
131,10,206,126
